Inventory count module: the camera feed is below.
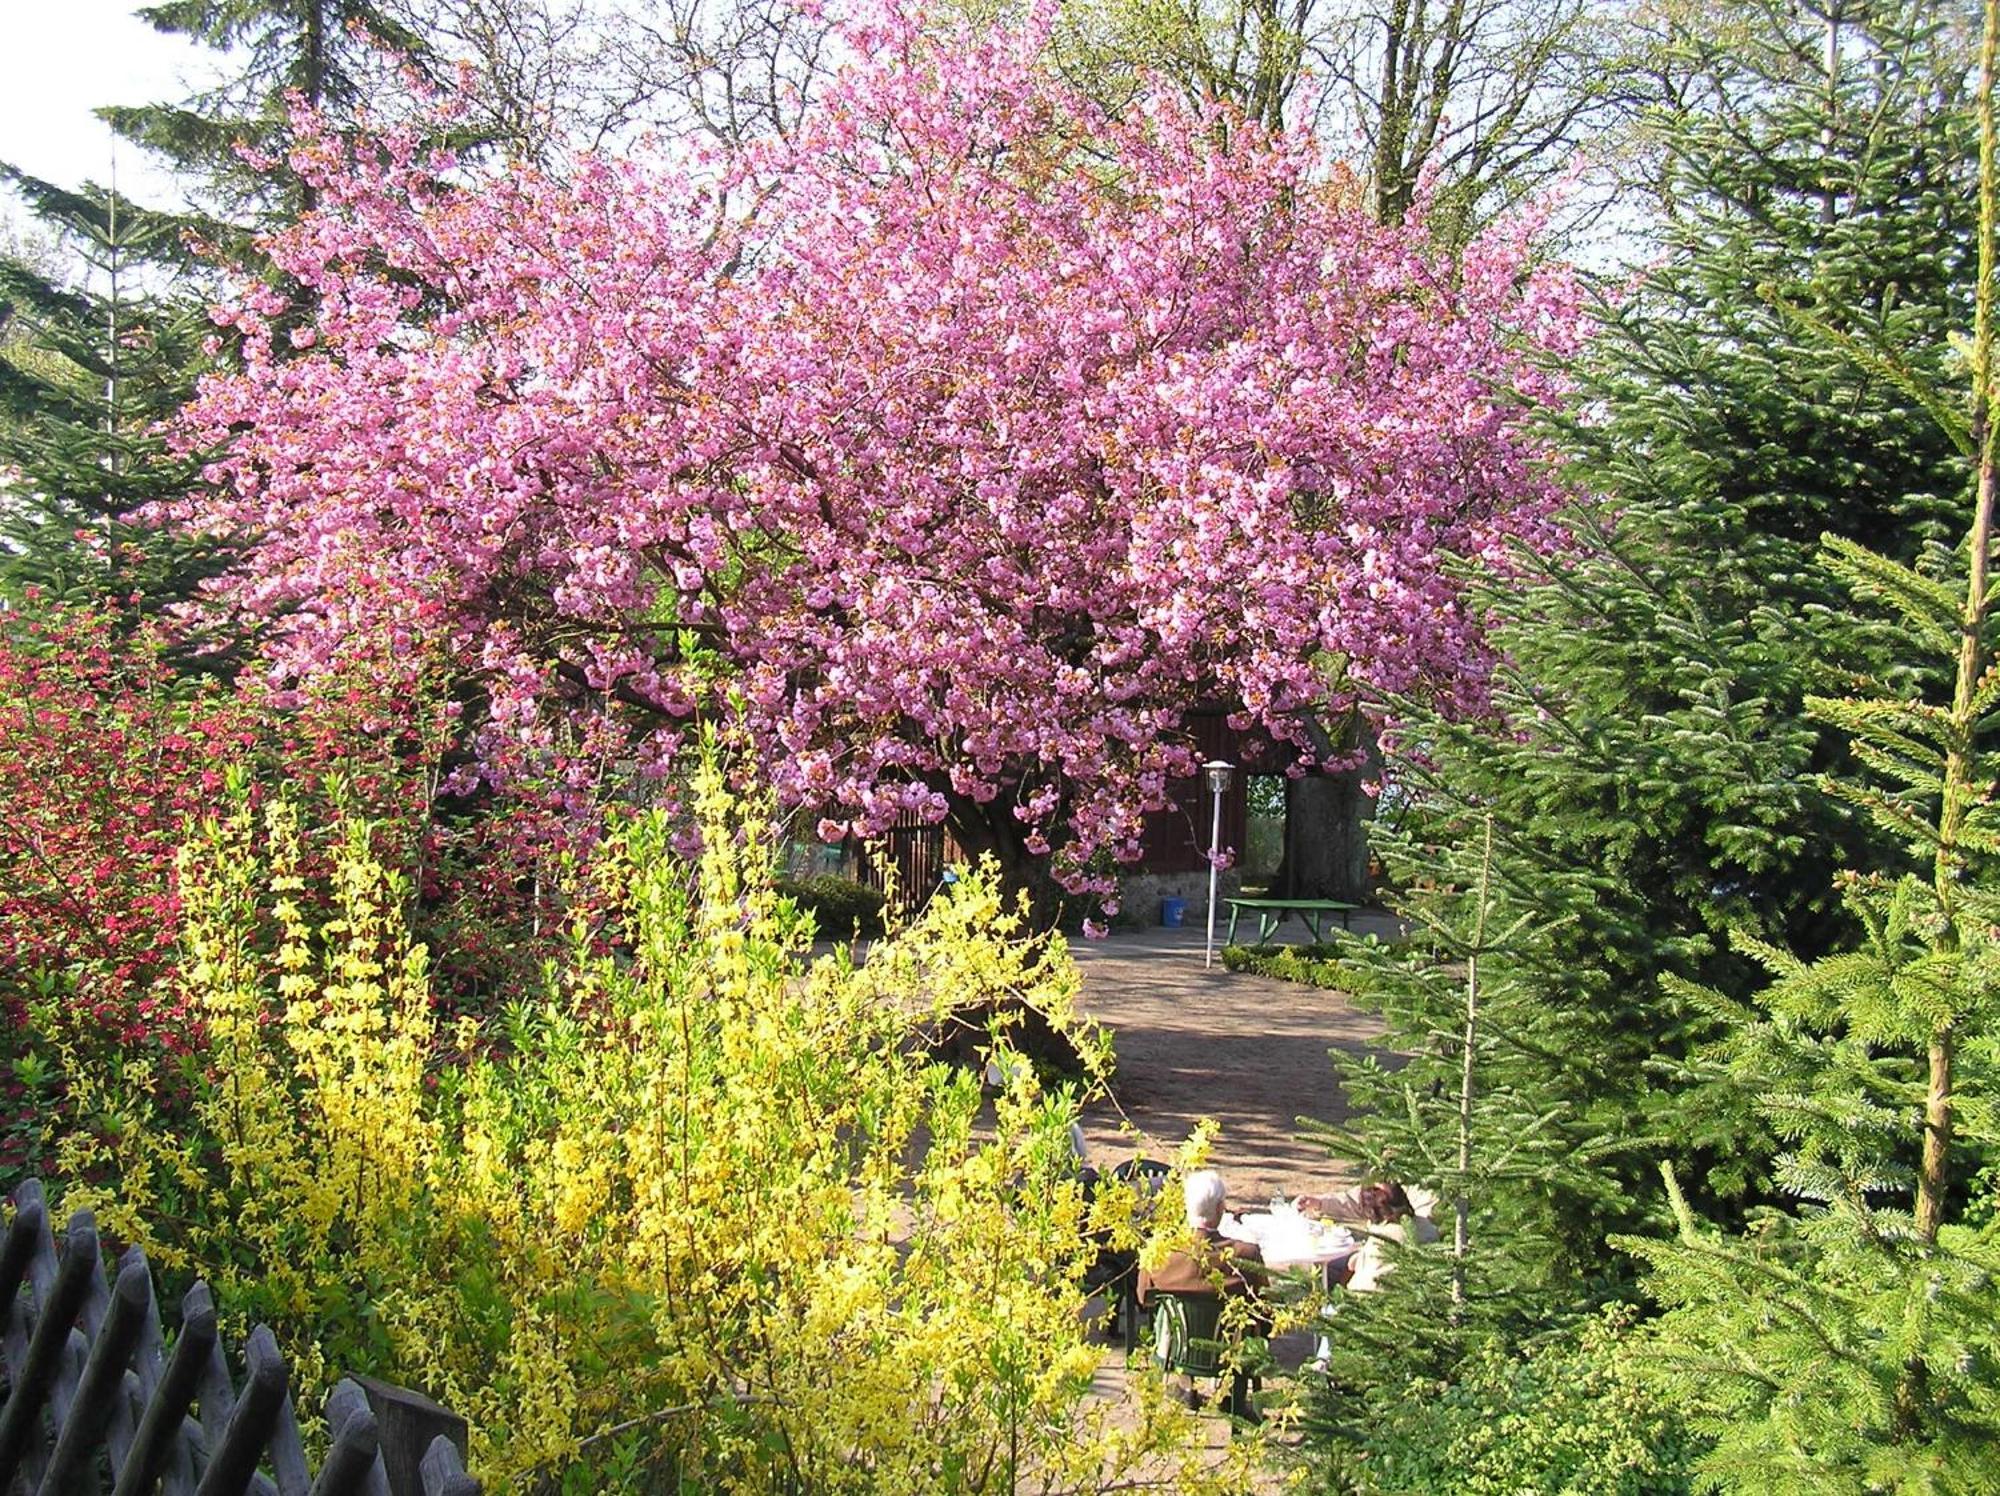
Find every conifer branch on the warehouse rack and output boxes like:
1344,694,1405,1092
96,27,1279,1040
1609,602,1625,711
1912,0,1999,1250
1450,813,1492,1319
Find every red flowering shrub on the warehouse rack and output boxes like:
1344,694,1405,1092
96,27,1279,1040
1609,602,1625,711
0,606,251,1050
0,603,585,1176
0,607,248,1174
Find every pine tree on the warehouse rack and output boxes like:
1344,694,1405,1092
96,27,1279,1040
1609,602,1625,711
99,0,432,243
1618,1,2000,1465
0,168,226,621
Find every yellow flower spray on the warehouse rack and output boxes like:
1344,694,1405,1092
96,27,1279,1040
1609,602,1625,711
54,755,1282,1492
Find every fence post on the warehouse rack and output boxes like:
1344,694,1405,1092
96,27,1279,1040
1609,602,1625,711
351,1378,468,1496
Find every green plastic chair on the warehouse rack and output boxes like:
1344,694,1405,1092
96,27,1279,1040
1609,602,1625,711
1099,1159,1173,1354
1151,1292,1261,1421
1152,1291,1227,1378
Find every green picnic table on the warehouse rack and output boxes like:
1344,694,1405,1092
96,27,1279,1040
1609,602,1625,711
1224,897,1358,945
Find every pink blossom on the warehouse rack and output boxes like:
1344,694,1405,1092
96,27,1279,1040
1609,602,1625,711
173,0,1585,876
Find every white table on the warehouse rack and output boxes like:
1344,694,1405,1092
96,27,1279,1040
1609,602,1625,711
1223,1208,1369,1370
1220,1208,1359,1271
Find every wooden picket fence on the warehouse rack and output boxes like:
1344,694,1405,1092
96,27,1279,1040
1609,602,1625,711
1,1179,478,1496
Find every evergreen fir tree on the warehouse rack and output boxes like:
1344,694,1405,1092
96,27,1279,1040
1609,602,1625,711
99,0,432,243
1298,811,1675,1487
1619,4,2000,1459
1491,0,1974,979
1316,0,1981,1254
1293,8,1985,1482
0,3,434,626
0,168,226,622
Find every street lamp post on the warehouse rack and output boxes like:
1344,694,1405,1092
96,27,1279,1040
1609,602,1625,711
1202,760,1234,969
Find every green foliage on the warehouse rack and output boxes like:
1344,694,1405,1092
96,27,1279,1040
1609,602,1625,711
1314,1308,1699,1496
1611,0,1975,570
772,871,887,939
1623,1172,2000,1492
0,168,226,623
1290,6,1986,1485
1481,0,1978,977
1619,528,2000,1488
1610,1,2000,1480
1312,814,1637,1278
1294,812,1657,1486
1324,0,1981,1255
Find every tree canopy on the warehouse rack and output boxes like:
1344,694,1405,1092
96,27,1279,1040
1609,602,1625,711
175,3,1584,891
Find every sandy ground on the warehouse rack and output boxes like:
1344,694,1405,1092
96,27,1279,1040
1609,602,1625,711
1068,916,1393,1205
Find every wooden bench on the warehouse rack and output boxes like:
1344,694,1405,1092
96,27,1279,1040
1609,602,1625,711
1223,897,1357,945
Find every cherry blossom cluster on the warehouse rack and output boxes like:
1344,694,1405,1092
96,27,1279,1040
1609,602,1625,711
176,0,1586,885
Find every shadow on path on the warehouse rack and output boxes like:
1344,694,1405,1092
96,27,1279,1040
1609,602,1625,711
1068,917,1392,1203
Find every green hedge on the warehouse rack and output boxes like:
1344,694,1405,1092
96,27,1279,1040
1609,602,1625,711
1218,941,1347,988
774,873,887,938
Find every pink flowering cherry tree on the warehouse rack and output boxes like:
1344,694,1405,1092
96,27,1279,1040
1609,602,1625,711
178,2,1585,907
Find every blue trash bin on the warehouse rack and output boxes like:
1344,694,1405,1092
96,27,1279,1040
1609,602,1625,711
1160,896,1188,928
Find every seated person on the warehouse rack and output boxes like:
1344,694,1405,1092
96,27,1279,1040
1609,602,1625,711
1299,1181,1438,1292
1137,1169,1264,1304
1296,1180,1420,1225
1139,1169,1266,1419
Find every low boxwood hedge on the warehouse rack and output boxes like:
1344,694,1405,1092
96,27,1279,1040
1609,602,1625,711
775,873,888,938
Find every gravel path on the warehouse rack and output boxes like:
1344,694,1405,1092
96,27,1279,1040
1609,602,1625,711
1060,917,1395,1480
1067,917,1393,1206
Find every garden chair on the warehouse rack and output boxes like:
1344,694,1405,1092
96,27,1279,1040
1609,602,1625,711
1150,1290,1262,1421
1085,1158,1172,1352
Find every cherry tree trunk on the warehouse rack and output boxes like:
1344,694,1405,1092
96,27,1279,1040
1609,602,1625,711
943,792,1073,929
1273,726,1379,903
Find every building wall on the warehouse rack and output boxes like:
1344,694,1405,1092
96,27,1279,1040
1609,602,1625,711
1130,710,1293,875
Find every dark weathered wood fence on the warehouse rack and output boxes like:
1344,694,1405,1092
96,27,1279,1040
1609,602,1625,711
1,1179,478,1496
843,814,958,912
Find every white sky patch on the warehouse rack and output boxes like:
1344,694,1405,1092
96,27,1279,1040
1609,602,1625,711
0,0,217,211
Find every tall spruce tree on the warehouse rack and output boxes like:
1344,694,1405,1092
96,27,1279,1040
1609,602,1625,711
1618,7,2000,1479
0,1,437,628
1495,0,1973,974
1292,6,1982,1480
1317,0,1978,1240
100,0,432,243
0,168,224,621
1295,808,1684,1487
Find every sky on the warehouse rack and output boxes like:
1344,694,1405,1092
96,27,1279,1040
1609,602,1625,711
0,0,216,212
0,0,1650,271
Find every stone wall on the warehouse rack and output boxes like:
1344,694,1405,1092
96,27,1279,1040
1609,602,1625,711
1117,868,1242,928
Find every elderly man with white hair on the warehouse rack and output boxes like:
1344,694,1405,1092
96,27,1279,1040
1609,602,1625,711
1136,1169,1265,1305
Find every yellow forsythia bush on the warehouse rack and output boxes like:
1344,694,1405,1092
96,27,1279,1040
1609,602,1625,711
51,760,1277,1492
